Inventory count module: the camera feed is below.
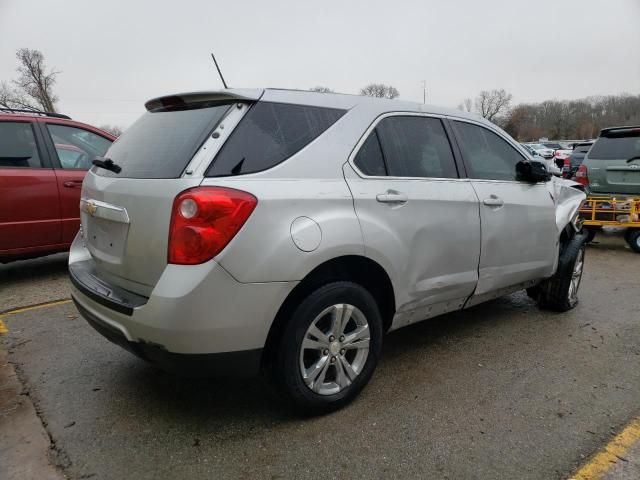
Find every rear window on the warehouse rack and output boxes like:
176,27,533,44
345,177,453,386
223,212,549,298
588,132,640,160
573,144,592,154
206,102,345,177
97,103,232,178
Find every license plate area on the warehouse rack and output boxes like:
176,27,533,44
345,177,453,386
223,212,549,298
84,217,129,264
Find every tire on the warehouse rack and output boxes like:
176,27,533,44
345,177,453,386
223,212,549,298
583,226,598,243
625,228,640,253
273,281,383,415
537,233,587,312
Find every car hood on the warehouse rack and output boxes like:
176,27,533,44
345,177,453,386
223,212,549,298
546,177,586,235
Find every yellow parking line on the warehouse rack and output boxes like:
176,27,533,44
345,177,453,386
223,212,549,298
0,299,72,335
571,417,640,480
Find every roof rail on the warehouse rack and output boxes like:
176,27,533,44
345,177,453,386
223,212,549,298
0,107,71,120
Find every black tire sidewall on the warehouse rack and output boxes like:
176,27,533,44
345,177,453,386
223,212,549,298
275,281,383,413
625,229,640,253
540,235,586,311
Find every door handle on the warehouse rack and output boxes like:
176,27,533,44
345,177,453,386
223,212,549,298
483,195,504,207
63,180,83,188
376,191,408,204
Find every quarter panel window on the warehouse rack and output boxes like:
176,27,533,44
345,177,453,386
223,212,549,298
47,124,112,169
354,130,387,176
0,122,42,168
207,102,345,177
376,116,457,178
453,121,525,181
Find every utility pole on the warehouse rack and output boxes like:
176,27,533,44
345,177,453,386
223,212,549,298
421,80,426,104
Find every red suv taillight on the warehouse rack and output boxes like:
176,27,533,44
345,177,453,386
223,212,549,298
575,164,589,186
168,187,257,265
563,157,571,168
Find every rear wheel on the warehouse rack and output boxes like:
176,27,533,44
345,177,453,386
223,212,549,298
625,228,640,253
274,281,383,414
537,234,586,312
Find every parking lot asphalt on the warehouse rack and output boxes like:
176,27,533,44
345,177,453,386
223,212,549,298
1,233,640,479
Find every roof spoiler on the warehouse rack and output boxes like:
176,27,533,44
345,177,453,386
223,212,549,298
600,126,640,138
145,89,263,112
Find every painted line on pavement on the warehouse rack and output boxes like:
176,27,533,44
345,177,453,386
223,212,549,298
0,299,72,335
570,416,640,480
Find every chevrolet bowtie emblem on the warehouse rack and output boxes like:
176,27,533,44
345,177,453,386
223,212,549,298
86,201,97,216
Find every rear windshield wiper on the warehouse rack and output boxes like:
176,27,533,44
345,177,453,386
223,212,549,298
626,155,640,163
92,156,122,173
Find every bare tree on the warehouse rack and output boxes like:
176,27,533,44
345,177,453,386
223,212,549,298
474,89,512,122
359,83,400,99
99,125,123,137
457,98,472,112
0,48,59,112
309,86,334,93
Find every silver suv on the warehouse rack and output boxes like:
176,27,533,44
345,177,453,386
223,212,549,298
69,89,587,413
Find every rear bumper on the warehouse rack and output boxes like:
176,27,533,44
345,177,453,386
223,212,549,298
69,235,297,375
73,297,263,377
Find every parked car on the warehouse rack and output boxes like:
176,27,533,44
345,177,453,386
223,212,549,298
578,126,640,195
542,142,563,151
521,143,561,176
562,141,593,179
526,143,555,159
69,89,586,413
0,109,116,263
553,148,573,167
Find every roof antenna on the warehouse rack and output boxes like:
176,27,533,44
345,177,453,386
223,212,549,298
210,53,228,89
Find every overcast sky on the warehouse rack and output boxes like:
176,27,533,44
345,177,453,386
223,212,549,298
1,0,639,128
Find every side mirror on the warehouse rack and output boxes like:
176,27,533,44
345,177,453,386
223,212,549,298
516,160,551,183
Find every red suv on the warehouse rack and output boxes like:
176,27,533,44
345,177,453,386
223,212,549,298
0,109,116,263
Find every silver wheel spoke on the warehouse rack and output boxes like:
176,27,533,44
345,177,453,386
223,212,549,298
308,324,329,344
335,357,352,389
340,356,358,381
331,304,353,337
302,337,327,351
343,325,370,349
304,355,329,388
311,358,331,393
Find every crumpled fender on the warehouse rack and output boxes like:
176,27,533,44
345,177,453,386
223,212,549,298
546,177,587,235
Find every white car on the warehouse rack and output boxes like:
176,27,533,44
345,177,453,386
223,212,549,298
521,144,561,176
527,143,555,159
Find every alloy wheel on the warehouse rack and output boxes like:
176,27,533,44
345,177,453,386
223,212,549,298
299,303,370,396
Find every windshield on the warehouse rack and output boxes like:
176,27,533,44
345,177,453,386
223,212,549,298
96,103,233,178
588,134,640,160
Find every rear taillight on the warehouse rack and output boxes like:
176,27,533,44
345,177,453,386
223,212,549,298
168,187,257,265
563,157,571,167
575,164,589,186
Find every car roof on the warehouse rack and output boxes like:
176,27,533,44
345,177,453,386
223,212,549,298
0,112,116,140
145,88,493,127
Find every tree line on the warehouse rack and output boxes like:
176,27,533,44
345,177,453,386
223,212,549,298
459,89,640,141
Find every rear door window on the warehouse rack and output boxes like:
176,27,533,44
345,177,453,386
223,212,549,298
354,130,387,176
453,121,525,181
0,121,42,168
588,132,640,160
206,102,345,177
98,103,233,178
46,124,112,169
375,116,458,178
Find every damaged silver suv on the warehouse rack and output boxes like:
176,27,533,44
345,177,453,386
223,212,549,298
69,89,587,413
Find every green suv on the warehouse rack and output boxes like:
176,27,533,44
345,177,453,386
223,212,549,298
580,126,640,195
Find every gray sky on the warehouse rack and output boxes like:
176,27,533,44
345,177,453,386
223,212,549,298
1,0,639,128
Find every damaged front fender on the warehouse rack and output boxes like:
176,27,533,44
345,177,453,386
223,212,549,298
546,177,587,235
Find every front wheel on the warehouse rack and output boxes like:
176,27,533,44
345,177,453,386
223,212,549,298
537,234,587,312
624,228,640,253
273,281,383,414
